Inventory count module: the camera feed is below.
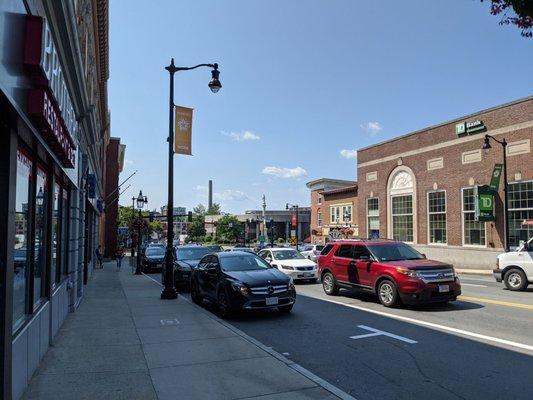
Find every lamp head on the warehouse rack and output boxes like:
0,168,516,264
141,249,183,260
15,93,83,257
36,187,44,206
208,64,222,93
136,190,145,209
482,135,492,155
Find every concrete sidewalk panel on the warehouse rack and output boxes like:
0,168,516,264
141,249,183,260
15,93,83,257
53,327,140,347
137,322,234,344
240,386,340,400
130,303,196,317
133,311,214,328
38,345,148,374
22,371,156,400
150,356,317,400
62,314,136,330
143,336,268,369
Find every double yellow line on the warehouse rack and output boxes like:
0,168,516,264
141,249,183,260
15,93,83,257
459,295,533,310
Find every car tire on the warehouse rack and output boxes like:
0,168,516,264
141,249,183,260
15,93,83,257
217,290,233,319
377,279,400,307
279,304,293,313
190,281,203,305
322,272,339,296
504,268,528,291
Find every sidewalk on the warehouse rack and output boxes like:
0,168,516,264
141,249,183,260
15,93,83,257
22,259,348,400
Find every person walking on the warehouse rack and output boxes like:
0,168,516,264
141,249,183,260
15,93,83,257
95,245,103,269
115,247,125,271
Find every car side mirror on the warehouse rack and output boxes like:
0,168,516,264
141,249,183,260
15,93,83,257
265,257,272,263
421,253,427,259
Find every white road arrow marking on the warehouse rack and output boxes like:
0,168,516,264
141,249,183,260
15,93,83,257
350,325,417,344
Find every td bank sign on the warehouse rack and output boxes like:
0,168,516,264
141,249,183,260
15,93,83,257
455,120,486,137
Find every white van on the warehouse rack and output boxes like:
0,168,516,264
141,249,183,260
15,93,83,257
493,237,533,291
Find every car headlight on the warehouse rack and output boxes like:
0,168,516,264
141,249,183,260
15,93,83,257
231,282,249,295
287,277,295,291
395,267,418,278
281,265,295,270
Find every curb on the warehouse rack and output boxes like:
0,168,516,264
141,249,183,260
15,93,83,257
456,269,492,275
139,272,357,399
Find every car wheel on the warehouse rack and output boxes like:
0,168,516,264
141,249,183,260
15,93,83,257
322,272,339,296
190,281,203,305
504,268,528,291
217,291,233,319
377,279,400,307
279,304,293,313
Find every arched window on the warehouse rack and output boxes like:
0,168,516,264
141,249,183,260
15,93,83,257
387,167,416,243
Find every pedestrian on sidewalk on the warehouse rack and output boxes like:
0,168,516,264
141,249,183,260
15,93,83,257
115,247,125,270
95,245,103,269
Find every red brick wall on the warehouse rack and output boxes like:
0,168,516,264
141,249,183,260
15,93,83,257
357,98,533,249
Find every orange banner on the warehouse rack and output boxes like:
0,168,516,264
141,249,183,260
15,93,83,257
174,106,193,155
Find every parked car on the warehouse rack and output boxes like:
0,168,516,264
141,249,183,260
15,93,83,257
300,244,325,262
141,246,166,272
493,236,533,291
190,251,296,318
258,248,318,282
205,245,223,252
318,239,461,307
174,245,214,289
227,246,255,253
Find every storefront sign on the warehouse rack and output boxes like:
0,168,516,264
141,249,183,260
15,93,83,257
291,213,297,227
489,164,503,191
23,16,77,168
455,120,486,137
475,185,495,222
174,106,193,155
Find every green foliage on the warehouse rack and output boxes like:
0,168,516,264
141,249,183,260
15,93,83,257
188,215,206,241
206,203,221,215
277,237,285,245
193,204,206,216
216,215,242,243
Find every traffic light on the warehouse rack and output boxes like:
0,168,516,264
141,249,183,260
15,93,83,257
188,211,193,222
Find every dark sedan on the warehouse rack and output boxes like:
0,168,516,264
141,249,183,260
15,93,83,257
190,251,296,318
141,246,166,272
173,246,214,289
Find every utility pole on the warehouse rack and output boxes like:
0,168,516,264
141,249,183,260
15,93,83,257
262,194,267,244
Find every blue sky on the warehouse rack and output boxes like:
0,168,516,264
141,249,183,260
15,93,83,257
109,0,533,214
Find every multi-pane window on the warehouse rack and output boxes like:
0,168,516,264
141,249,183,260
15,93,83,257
342,205,352,222
428,191,447,244
508,181,533,249
367,198,379,239
51,183,60,285
330,206,340,223
61,187,69,276
462,188,486,246
317,194,322,205
330,205,352,224
317,211,322,227
392,195,413,242
34,166,48,306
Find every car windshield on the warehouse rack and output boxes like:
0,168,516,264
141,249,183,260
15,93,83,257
366,243,424,262
176,247,211,260
145,247,166,257
272,250,305,260
220,254,271,272
315,245,324,251
206,245,223,251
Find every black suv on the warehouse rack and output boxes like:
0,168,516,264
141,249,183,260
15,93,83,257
174,246,214,290
190,251,296,318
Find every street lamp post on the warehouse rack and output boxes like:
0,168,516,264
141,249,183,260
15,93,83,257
135,190,147,275
161,59,221,300
131,196,136,258
483,134,510,252
286,203,299,251
270,218,275,247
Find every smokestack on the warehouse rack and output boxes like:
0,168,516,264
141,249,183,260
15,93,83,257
208,180,213,210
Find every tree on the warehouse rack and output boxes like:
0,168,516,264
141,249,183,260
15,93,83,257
216,215,242,243
481,0,533,37
193,204,206,216
188,216,206,241
207,203,221,215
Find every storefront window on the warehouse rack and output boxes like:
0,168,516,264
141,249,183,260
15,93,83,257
462,188,486,246
34,167,48,305
13,149,32,330
367,198,379,239
428,191,447,244
62,187,69,276
392,195,413,242
51,183,60,285
508,181,533,249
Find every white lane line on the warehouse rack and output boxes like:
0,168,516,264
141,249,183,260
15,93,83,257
350,325,418,344
301,294,533,353
461,283,488,287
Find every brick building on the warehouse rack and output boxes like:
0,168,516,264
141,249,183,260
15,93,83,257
306,179,358,245
357,96,533,270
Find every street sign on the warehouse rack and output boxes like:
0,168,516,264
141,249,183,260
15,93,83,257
118,226,129,236
475,185,495,222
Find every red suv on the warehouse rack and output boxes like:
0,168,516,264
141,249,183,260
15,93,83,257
318,239,461,307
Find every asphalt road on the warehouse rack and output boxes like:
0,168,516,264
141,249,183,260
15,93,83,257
215,274,533,400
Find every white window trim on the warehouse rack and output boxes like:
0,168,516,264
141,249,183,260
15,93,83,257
366,197,379,238
317,211,322,227
507,179,533,248
427,190,448,246
387,166,417,244
330,203,353,225
461,187,487,248
391,194,415,244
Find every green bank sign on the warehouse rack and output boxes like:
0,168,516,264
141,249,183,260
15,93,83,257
455,120,486,136
475,185,495,222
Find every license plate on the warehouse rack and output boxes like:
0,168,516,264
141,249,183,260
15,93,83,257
303,273,313,277
266,297,279,306
438,284,449,293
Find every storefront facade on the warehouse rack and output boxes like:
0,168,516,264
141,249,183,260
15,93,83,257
357,97,533,270
0,1,110,399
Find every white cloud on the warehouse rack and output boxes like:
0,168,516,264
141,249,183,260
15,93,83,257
124,158,134,165
194,185,248,201
262,166,308,179
340,149,357,159
195,185,207,192
360,121,383,136
221,130,261,141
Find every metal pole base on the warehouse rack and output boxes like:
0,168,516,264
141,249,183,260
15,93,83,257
161,287,178,299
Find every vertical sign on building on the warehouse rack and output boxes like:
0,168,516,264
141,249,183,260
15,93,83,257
174,106,193,155
489,164,503,191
